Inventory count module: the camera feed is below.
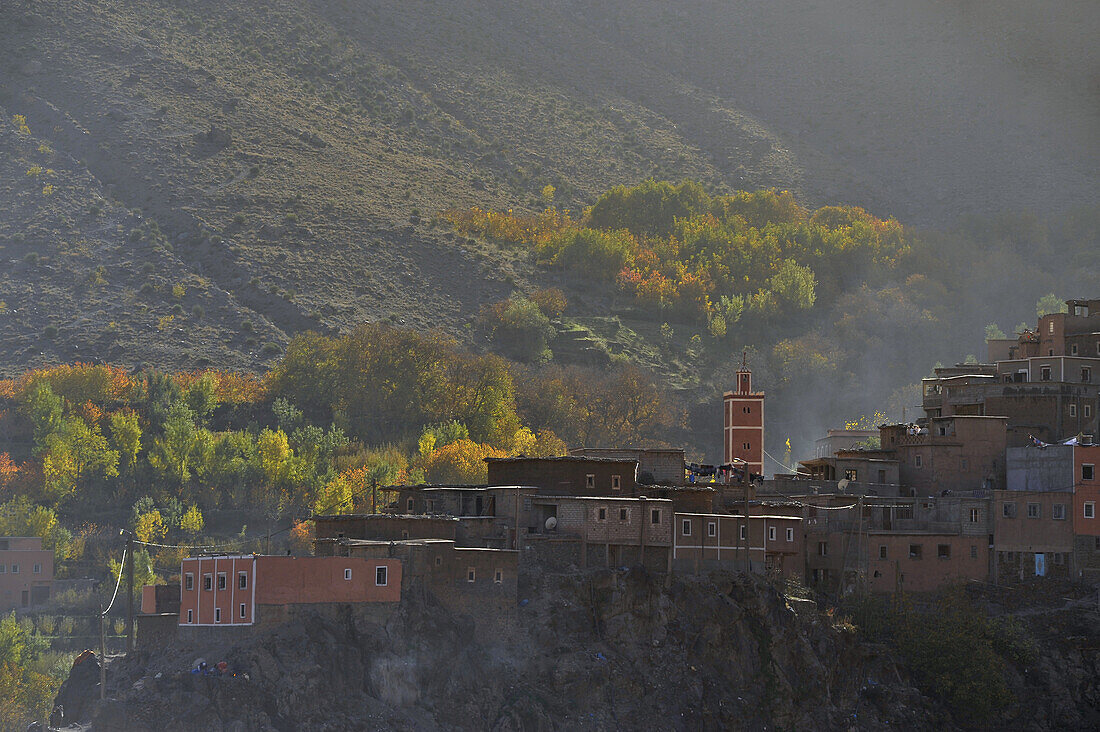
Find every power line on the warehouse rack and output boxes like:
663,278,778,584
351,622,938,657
101,544,126,617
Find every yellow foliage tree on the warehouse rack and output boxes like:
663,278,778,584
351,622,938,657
134,510,167,544
423,439,505,484
180,505,204,535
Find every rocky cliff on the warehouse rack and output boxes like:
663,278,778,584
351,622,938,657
54,569,953,731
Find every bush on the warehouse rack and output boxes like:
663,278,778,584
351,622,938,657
23,252,38,264
42,325,58,339
261,342,281,357
482,297,556,363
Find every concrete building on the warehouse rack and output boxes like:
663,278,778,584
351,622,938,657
569,447,685,485
485,456,638,496
723,363,764,476
993,491,1075,581
799,451,900,486
811,429,879,459
0,537,53,611
178,555,401,627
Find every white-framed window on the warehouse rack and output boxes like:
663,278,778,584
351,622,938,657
1027,503,1040,519
585,474,595,490
406,497,414,513
612,475,621,491
1086,404,1093,418
708,521,717,537
969,508,981,523
467,567,476,582
682,519,692,536
187,609,193,624
768,526,776,541
10,564,17,574
203,573,212,590
214,607,222,623
597,507,607,521
1049,321,1055,334
1053,503,1066,520
0,564,5,574
240,603,247,619
185,573,193,590
914,454,923,468
817,541,828,556
1085,501,1095,519
1072,344,1080,355
1083,367,1092,382
1085,464,1096,481
1003,502,1017,518
375,566,388,586
619,508,628,521
239,572,248,590
786,527,794,542
651,509,661,524
344,568,352,580
33,563,40,574
740,525,747,540
494,568,503,584
217,572,227,590
1071,404,1078,417
1041,365,1052,381
879,545,887,559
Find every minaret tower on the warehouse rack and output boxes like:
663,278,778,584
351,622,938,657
723,351,764,475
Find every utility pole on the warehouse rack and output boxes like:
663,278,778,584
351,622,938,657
125,532,134,654
99,605,107,700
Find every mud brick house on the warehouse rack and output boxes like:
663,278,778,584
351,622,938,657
866,532,990,593
524,495,673,572
314,513,458,542
332,538,518,617
798,450,900,486
178,555,401,627
879,416,1007,493
672,512,803,576
568,447,685,485
811,428,879,459
1073,443,1100,580
485,455,638,496
391,485,540,549
993,490,1075,581
0,536,53,611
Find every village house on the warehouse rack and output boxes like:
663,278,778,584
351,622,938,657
811,428,879,459
0,536,53,611
798,450,901,486
993,490,1075,581
485,455,638,496
672,512,803,576
879,416,1007,493
568,447,685,485
178,554,401,627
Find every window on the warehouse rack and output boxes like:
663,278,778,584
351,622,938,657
401,530,409,539
217,573,227,590
203,573,212,591
1083,367,1092,383
1085,464,1096,481
238,572,247,590
10,564,17,574
817,541,828,556
1087,404,1093,418
0,564,6,574
585,474,595,490
1041,366,1051,381
742,442,751,450
786,527,794,542
961,458,969,470
426,499,434,513
1072,344,1080,355
914,455,923,469
1027,502,1041,519
33,563,40,574
187,609,193,624
494,569,503,584
682,519,692,536
971,545,978,559
1071,404,1078,417
612,475,621,491
1049,321,1055,334
467,567,476,583
937,544,951,560
1002,502,1017,519
909,544,923,559
240,603,247,619
435,555,443,567
768,526,776,541
1054,552,1066,565
879,545,888,559
844,469,858,481
1085,502,1095,519
214,607,221,623
741,525,748,541
376,566,388,586
1053,503,1067,520
185,573,194,590
743,406,751,413
344,568,352,580
969,508,981,523
406,497,414,513
708,521,717,538
598,507,607,521
619,508,628,521
651,509,661,524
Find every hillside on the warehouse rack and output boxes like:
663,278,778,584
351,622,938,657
0,0,1097,460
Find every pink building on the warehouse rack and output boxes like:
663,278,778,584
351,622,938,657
0,537,53,611
179,555,402,627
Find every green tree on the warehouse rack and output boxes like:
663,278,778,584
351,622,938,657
0,497,72,564
183,373,219,423
984,323,1006,340
24,382,62,451
109,410,142,474
1036,293,1067,317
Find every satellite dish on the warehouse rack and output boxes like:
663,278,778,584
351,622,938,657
837,479,850,493
544,516,558,531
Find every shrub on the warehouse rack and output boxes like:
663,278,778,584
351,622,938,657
23,252,38,264
42,326,58,339
261,342,281,357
